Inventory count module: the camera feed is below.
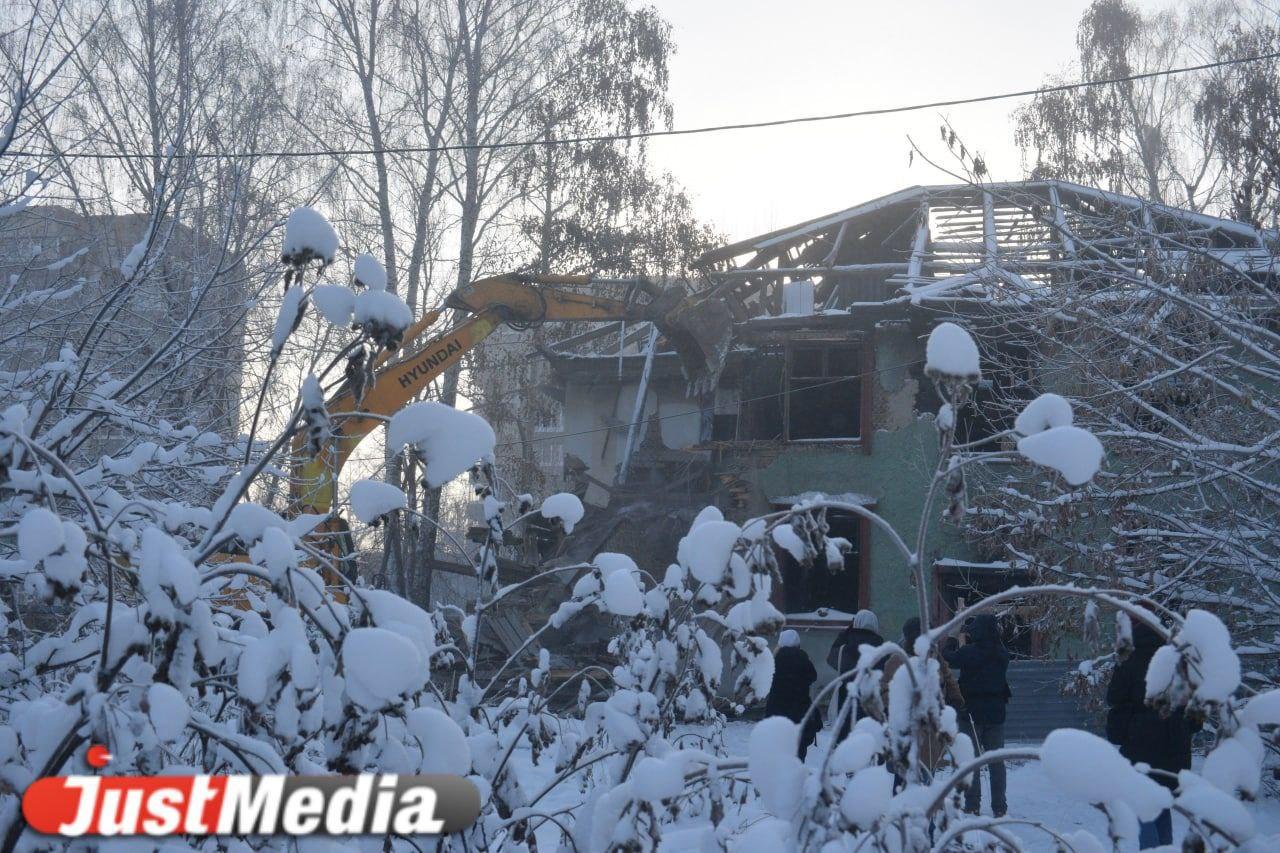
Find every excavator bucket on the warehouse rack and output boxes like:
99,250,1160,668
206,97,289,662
448,272,733,397
647,288,734,396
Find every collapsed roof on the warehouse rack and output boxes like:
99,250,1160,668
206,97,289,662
545,179,1276,364
693,179,1276,317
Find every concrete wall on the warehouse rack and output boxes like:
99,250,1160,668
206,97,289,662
560,374,701,505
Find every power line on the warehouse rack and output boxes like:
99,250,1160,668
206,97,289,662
8,51,1280,162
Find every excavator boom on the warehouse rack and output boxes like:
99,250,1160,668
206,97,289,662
292,273,731,515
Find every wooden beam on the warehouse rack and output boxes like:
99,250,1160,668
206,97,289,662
929,240,992,253
907,203,930,284
617,324,659,486
1049,180,1070,257
824,220,850,266
772,250,795,315
712,262,909,280
982,190,997,264
860,332,875,456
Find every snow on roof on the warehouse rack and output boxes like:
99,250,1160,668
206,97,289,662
933,557,1025,572
692,179,1278,324
769,491,876,507
784,608,855,622
698,180,1274,265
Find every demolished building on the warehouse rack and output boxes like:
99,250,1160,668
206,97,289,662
482,179,1276,680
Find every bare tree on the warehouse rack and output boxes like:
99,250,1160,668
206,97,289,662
1195,20,1280,229
1014,0,1240,211
942,183,1280,671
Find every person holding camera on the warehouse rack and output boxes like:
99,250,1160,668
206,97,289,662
943,613,1011,817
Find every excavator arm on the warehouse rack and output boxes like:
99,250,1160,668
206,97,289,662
292,273,731,515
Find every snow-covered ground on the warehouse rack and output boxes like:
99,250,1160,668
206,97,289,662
515,721,1280,851
985,747,1280,850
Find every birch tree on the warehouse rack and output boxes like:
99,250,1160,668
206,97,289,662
1014,0,1238,211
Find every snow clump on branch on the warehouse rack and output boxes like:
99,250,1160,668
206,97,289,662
16,507,63,563
342,627,426,710
1146,608,1241,714
353,253,387,290
270,284,308,355
299,374,331,454
1014,392,1074,435
1040,728,1173,826
337,251,410,349
540,491,584,533
354,288,412,351
311,284,355,326
597,553,645,617
925,321,981,382
387,401,496,487
349,479,407,524
119,236,148,278
1016,424,1104,485
748,716,806,817
281,206,338,267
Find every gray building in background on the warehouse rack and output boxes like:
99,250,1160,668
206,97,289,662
0,204,246,440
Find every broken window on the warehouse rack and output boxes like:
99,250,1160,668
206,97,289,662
737,344,785,440
786,343,862,440
931,351,1025,445
779,510,861,614
711,387,739,441
730,341,864,442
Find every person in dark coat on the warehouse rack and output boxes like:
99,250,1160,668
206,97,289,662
827,610,885,742
827,609,885,674
942,613,1011,817
765,629,822,759
1106,619,1196,849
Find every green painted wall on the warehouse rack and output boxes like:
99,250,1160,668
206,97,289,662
750,417,982,642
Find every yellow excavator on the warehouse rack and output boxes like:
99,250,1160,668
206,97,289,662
289,273,732,579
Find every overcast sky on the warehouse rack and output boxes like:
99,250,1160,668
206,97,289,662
644,0,1176,243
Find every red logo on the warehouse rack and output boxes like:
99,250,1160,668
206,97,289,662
85,745,112,769
21,746,480,837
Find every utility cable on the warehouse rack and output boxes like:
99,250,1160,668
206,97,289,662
6,51,1279,161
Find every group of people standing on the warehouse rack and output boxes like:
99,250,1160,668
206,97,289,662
764,609,1195,849
765,609,1011,817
